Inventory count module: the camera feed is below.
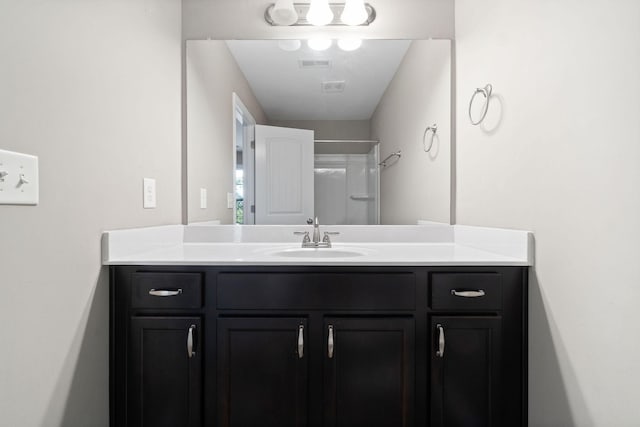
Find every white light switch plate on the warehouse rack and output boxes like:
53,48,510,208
227,192,234,209
143,178,156,209
0,149,39,205
200,188,207,209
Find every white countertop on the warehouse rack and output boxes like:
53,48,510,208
102,224,533,266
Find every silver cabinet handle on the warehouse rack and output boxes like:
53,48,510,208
328,325,334,359
187,324,196,358
298,325,304,359
149,288,183,297
436,324,445,358
451,289,485,298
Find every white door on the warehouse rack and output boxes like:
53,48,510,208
255,125,314,224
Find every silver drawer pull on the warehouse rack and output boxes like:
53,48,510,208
298,325,304,359
328,325,334,359
187,324,196,358
148,289,183,297
436,324,445,358
451,289,485,298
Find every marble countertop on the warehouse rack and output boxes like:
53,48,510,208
102,224,534,266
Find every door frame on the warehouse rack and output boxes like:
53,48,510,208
232,92,256,224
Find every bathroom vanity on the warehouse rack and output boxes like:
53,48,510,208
105,224,532,427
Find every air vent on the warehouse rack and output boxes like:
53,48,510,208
322,80,346,93
299,59,331,69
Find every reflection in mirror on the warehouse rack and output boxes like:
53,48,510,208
186,39,451,225
232,94,257,224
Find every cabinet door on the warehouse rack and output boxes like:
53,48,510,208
430,316,502,427
217,317,309,427
129,317,202,427
323,317,415,427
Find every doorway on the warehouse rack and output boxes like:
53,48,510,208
232,93,256,224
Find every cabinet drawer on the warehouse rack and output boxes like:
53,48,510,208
430,273,502,311
131,272,203,309
217,272,415,310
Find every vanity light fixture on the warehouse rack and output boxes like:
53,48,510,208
265,2,376,26
270,0,299,25
308,38,333,51
337,38,362,51
307,0,334,26
340,0,368,25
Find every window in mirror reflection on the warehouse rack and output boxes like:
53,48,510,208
235,169,244,224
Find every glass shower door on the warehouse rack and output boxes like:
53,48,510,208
314,145,379,225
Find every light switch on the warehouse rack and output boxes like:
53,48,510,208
143,178,156,209
0,149,39,205
227,192,235,209
200,188,207,209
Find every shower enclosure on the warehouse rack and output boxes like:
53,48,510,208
314,141,379,225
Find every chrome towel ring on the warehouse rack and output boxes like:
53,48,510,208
423,124,437,152
469,84,492,125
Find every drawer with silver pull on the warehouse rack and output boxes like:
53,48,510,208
131,272,203,309
430,272,502,311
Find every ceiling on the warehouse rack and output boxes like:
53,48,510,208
225,39,412,121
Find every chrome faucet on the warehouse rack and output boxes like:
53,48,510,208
311,217,321,244
294,217,339,248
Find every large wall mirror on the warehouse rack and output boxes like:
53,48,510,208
186,38,451,225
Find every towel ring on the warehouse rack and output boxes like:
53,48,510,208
469,84,492,125
423,124,437,152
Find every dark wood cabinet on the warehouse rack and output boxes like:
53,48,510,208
323,317,415,427
128,317,202,427
217,317,309,427
217,316,415,427
429,316,501,427
427,268,527,427
111,265,527,427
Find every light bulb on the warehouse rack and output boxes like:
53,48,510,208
337,39,362,51
270,0,298,26
278,40,302,51
307,38,332,51
341,0,368,26
306,0,334,26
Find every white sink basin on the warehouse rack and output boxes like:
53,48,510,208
271,247,367,258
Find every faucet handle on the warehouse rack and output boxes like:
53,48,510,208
294,231,311,243
322,231,340,244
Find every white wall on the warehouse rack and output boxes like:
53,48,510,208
269,119,370,140
455,0,640,425
371,40,451,224
186,40,266,223
0,1,182,426
182,0,454,40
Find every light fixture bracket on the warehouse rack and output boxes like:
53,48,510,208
265,2,376,26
